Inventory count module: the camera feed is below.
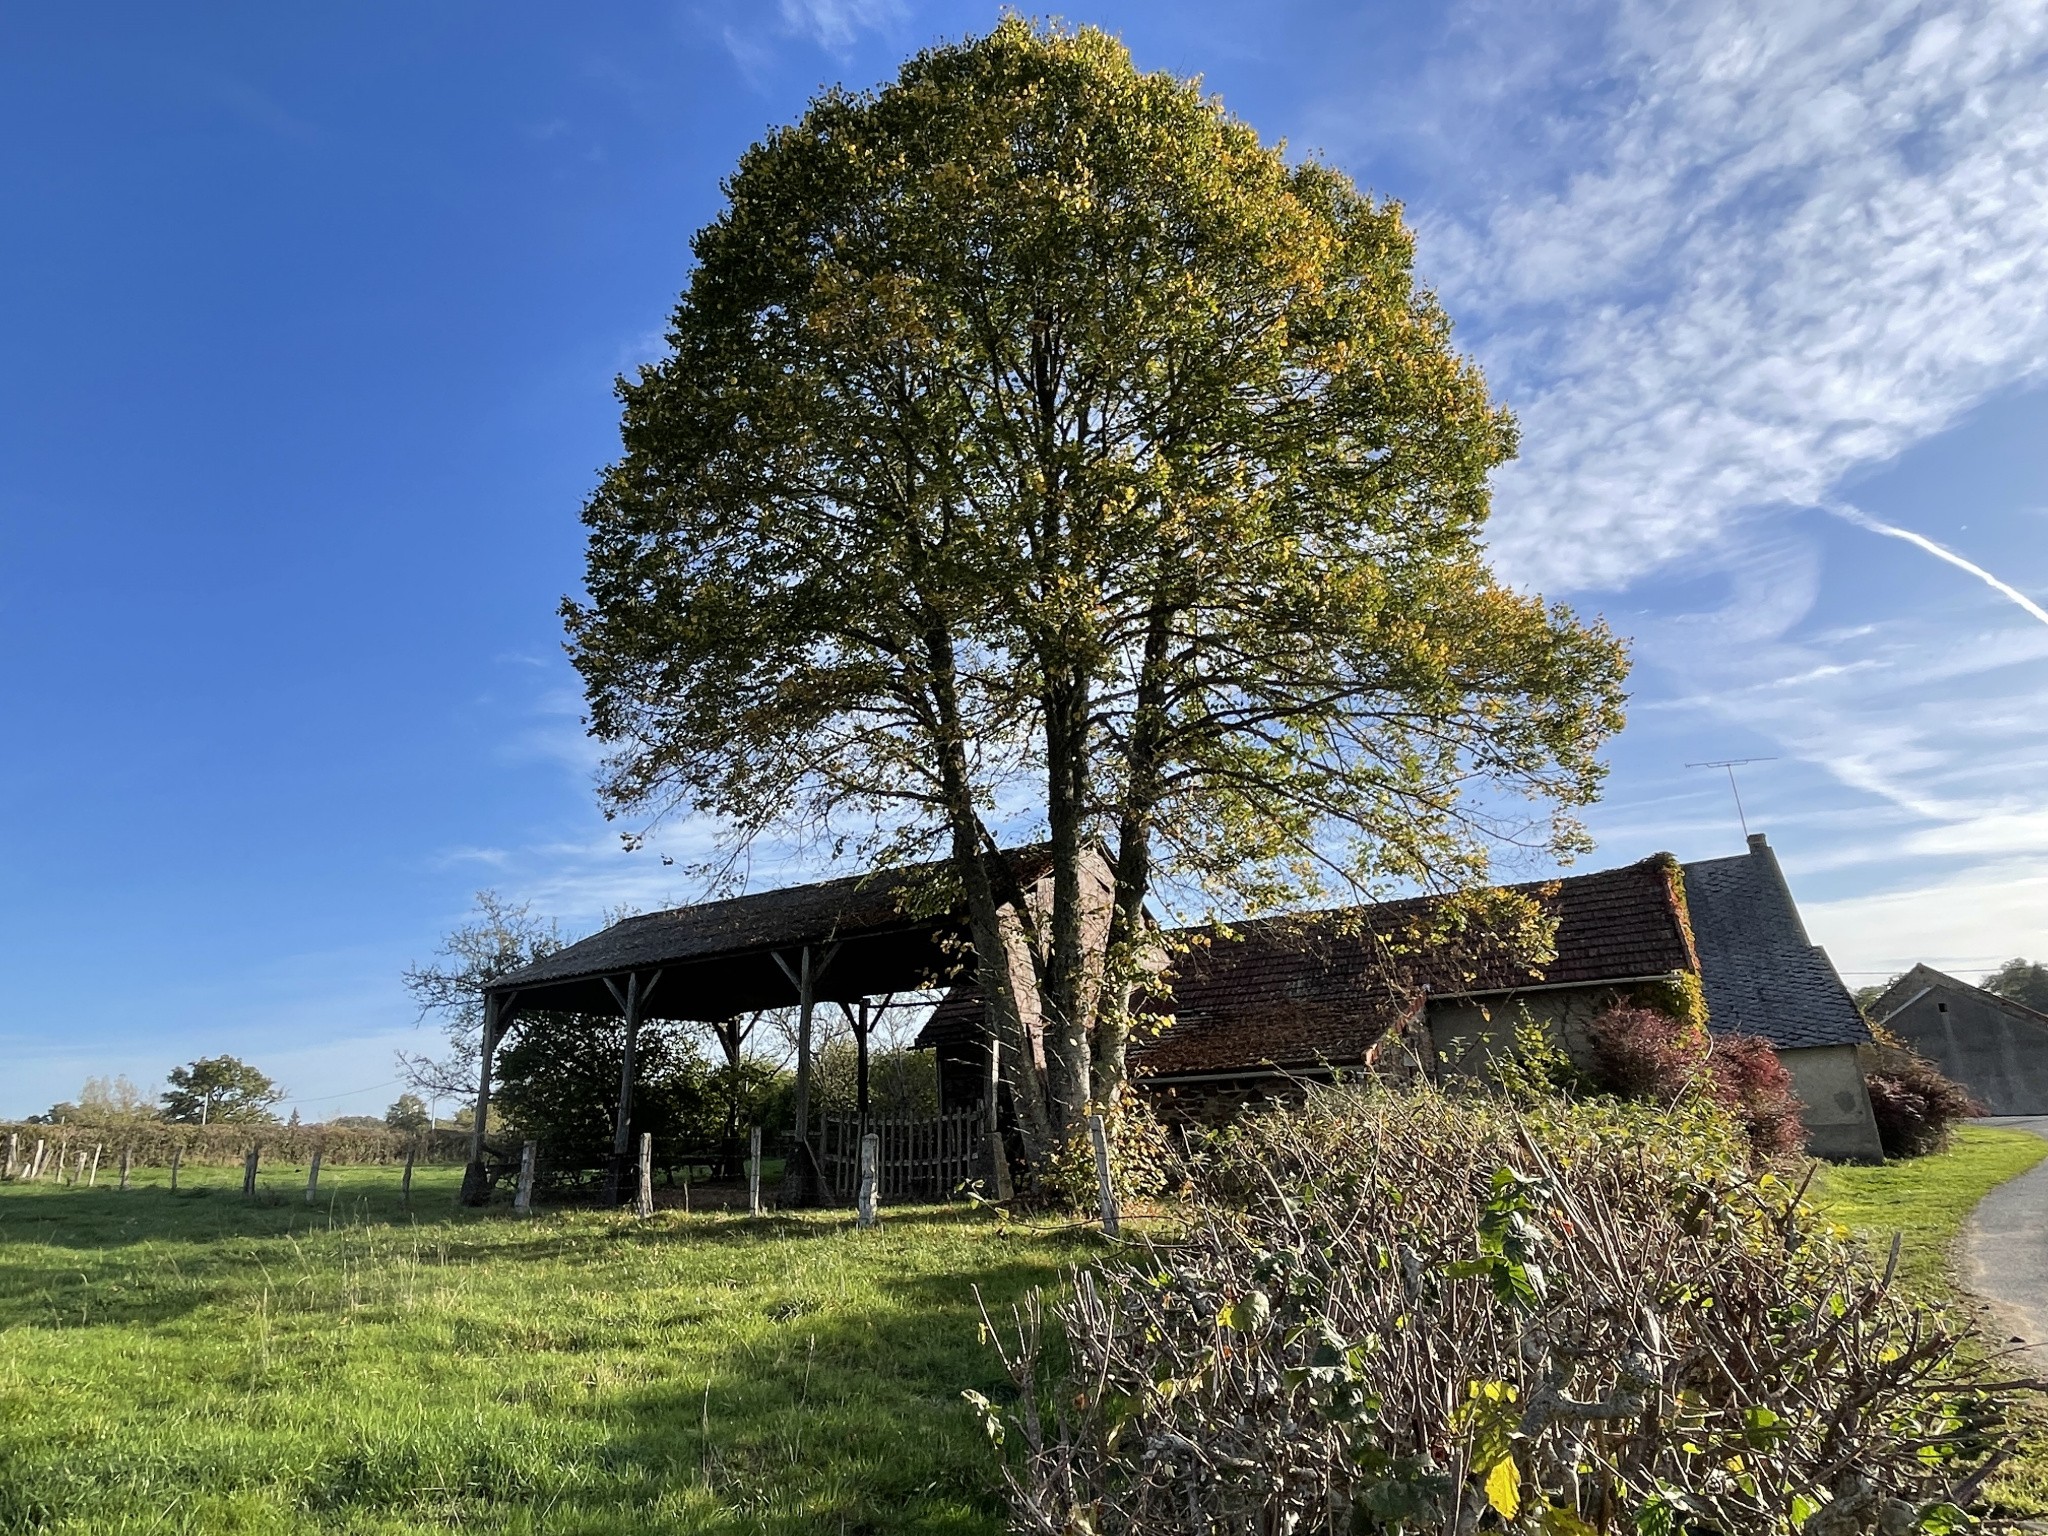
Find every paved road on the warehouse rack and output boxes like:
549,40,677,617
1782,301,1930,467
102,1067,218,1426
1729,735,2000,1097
1963,1116,2048,1370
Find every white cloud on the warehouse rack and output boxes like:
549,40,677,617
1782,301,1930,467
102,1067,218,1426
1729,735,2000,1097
1802,859,2048,979
776,0,906,54
1415,0,2048,590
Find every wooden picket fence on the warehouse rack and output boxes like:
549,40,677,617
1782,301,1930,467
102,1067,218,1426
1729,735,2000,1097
818,1108,981,1202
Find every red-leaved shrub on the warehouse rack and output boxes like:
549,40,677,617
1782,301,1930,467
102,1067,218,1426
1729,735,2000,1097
1585,1005,1805,1159
1862,1042,1977,1158
1707,1032,1807,1160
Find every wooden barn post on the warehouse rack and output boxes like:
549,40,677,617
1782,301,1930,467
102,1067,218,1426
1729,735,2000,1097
772,944,838,1206
460,991,512,1206
604,971,643,1205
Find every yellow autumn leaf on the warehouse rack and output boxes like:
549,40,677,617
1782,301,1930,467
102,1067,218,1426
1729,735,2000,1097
1485,1454,1522,1520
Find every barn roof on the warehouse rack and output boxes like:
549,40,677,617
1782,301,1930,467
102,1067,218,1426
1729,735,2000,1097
917,854,1697,1079
1680,833,1870,1051
488,847,1052,1022
1872,963,2048,1032
1130,855,1695,1079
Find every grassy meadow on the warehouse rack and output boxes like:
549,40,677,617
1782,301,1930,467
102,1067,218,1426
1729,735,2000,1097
0,1162,1091,1534
9,1124,2048,1532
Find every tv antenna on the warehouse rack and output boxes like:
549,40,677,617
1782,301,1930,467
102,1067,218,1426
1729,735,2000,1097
1685,757,1777,837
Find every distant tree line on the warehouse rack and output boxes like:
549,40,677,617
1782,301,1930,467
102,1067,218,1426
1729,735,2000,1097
26,1058,462,1137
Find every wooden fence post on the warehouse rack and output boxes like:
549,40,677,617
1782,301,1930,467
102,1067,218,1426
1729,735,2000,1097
513,1140,536,1214
305,1150,322,1204
243,1147,259,1198
119,1146,132,1191
401,1146,416,1208
856,1132,880,1230
29,1139,47,1181
1088,1114,1120,1238
748,1125,762,1217
86,1144,102,1187
636,1132,654,1219
53,1138,68,1182
4,1132,17,1180
169,1145,182,1193
74,1151,89,1187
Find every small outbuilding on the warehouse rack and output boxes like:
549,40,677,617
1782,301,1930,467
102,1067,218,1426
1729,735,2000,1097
1870,965,2048,1115
1680,834,1881,1162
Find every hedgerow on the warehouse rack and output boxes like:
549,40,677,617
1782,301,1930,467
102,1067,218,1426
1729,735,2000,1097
976,1085,2027,1534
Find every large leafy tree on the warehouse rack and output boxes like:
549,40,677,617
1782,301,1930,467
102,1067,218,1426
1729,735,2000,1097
566,21,1629,1161
161,1056,283,1126
494,1015,743,1173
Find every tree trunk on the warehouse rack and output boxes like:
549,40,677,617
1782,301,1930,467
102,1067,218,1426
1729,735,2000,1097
924,625,1053,1165
1040,667,1094,1129
1093,598,1175,1097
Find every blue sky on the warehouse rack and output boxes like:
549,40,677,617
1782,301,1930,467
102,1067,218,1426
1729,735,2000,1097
2,1,2044,1120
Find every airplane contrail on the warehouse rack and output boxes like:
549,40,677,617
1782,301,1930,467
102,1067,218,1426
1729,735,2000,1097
1825,501,2048,629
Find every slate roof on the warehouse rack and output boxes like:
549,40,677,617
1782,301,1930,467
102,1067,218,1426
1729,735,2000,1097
1680,835,1870,1051
1873,964,2048,1031
919,855,1698,1079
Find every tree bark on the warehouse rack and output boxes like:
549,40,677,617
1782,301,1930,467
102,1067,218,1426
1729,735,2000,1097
924,624,1053,1165
1093,597,1176,1096
1040,665,1094,1128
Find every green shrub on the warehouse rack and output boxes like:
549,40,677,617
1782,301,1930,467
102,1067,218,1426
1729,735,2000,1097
1035,1090,1178,1210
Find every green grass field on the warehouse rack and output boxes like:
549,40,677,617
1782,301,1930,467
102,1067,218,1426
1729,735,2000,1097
1810,1123,2048,1518
0,1162,1091,1534
1809,1124,2048,1299
9,1129,2045,1532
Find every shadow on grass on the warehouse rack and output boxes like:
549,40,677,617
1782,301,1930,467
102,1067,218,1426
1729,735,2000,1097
580,1246,1073,1534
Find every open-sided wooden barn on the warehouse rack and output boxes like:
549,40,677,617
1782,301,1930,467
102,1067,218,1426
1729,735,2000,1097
464,832,1881,1204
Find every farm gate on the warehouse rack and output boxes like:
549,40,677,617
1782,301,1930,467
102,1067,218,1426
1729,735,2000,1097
818,1108,981,1201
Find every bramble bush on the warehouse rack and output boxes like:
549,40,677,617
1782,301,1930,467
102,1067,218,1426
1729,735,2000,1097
975,1085,2029,1534
1586,1004,1806,1159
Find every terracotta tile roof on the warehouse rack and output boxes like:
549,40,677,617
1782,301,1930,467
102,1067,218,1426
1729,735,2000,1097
1133,856,1694,1079
917,856,1697,1079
